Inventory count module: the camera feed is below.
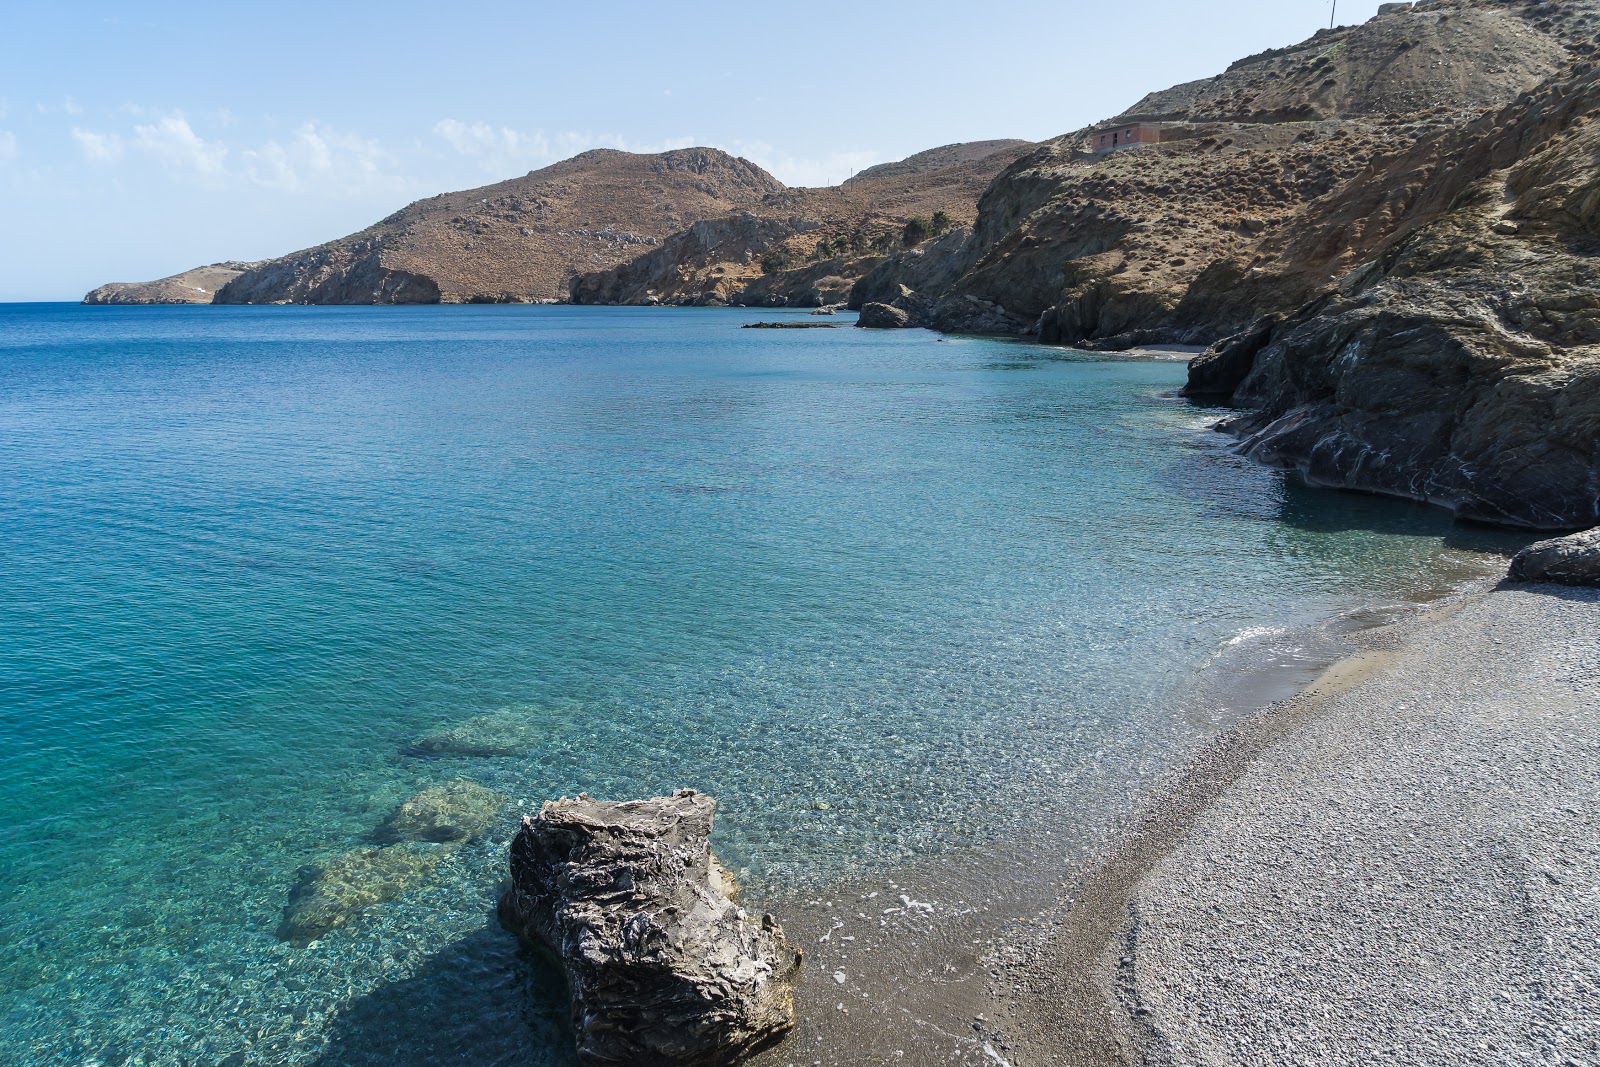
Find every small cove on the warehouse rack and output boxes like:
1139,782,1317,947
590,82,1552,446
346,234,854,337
0,303,1528,1065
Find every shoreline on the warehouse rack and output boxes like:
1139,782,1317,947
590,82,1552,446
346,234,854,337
999,576,1600,1065
747,556,1524,1066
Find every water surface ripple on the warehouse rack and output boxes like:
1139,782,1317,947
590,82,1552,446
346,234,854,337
0,304,1519,1065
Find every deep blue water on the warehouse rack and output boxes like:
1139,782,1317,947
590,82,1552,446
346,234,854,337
0,303,1518,1065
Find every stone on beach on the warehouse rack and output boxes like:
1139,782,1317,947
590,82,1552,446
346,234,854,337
1508,528,1600,585
372,779,506,844
276,843,439,945
498,790,801,1066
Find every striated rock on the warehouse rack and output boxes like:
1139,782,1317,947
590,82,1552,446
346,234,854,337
277,843,439,945
855,303,911,329
498,790,800,1066
1188,60,1600,530
372,779,505,844
1509,529,1600,585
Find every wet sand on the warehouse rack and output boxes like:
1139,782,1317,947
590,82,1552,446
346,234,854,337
746,573,1505,1066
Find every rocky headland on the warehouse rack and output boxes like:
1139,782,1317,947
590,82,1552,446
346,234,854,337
82,261,262,305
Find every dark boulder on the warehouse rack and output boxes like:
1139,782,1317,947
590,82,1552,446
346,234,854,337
855,302,911,329
498,791,800,1066
1508,528,1600,585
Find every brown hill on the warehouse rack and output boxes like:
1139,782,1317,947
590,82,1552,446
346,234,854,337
571,140,1035,307
845,140,1032,183
211,148,783,304
83,262,262,305
852,0,1598,346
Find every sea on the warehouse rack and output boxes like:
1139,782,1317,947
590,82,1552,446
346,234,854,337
0,303,1524,1066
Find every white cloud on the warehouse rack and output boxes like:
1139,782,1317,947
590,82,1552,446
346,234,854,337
72,127,124,161
63,96,82,116
133,115,227,178
723,141,883,188
240,122,404,196
432,119,698,176
0,131,15,161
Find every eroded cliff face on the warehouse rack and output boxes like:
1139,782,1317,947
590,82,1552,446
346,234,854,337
1189,63,1600,530
855,0,1599,347
214,148,784,304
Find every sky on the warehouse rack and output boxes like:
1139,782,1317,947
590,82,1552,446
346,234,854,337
0,0,1395,302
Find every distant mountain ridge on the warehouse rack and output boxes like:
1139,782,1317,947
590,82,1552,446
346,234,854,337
84,140,1034,307
212,148,782,305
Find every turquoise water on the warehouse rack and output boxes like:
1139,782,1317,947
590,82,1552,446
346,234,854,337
0,303,1518,1065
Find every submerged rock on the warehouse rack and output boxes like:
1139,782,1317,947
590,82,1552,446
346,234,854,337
1509,529,1600,586
498,790,800,1066
373,779,505,844
277,843,439,945
408,709,550,757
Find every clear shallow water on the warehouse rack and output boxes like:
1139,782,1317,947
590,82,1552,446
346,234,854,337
0,303,1524,1065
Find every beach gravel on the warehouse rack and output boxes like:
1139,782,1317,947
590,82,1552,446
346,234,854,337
1097,586,1600,1065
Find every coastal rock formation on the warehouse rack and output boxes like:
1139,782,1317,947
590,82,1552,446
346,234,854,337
1187,58,1600,529
498,790,800,1066
855,303,911,329
372,779,505,844
851,0,1599,347
1509,528,1600,585
213,148,783,304
277,843,439,945
570,213,821,306
81,261,261,305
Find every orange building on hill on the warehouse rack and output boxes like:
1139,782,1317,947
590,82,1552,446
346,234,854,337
1092,122,1165,155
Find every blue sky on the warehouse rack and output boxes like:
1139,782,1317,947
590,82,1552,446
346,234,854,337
0,1,1391,301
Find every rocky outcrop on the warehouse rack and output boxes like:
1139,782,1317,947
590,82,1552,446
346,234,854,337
1509,528,1600,584
855,303,912,329
570,214,819,306
498,791,800,1067
1187,59,1600,530
214,148,783,304
856,0,1599,349
82,261,262,305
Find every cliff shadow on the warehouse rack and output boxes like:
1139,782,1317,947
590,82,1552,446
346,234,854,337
308,924,576,1067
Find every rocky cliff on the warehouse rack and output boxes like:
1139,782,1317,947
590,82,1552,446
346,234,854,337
82,261,261,305
1187,60,1600,530
212,148,783,304
852,0,1598,347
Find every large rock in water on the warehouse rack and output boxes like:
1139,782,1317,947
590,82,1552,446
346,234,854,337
855,302,911,329
498,790,800,1066
1509,528,1600,585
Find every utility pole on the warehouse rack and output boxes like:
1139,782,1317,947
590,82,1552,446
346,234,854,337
1330,0,1337,28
